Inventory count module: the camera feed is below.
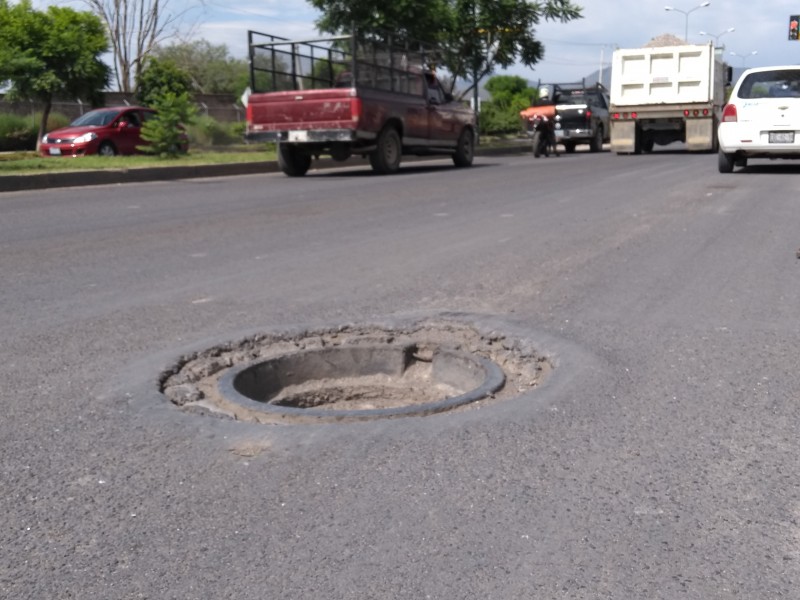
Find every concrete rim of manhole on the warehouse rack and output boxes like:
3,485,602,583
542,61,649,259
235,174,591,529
159,318,551,425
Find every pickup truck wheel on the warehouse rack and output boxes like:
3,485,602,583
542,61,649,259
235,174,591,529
453,128,474,167
718,150,735,173
278,143,311,177
370,127,401,174
563,141,576,154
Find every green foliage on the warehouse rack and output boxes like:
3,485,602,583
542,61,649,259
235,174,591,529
0,113,35,151
138,91,197,158
153,40,250,96
136,58,193,106
480,75,536,134
309,0,452,44
185,115,244,147
308,0,583,90
0,110,71,151
0,0,110,145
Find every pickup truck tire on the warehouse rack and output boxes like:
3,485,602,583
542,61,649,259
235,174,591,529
453,128,475,167
563,141,576,154
589,126,604,152
278,143,312,177
370,127,402,174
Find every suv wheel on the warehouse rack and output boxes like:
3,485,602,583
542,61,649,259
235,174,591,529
589,126,603,152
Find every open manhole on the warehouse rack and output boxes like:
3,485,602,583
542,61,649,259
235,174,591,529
160,320,550,424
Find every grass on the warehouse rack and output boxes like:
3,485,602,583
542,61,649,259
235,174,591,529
0,147,277,176
0,136,526,176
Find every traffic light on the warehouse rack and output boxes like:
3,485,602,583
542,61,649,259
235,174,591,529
790,15,799,40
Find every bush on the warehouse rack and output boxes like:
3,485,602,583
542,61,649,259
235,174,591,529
186,115,244,146
0,111,72,151
139,91,197,158
0,113,36,151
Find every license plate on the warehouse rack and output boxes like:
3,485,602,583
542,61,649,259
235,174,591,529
48,148,61,155
768,131,794,143
288,130,308,142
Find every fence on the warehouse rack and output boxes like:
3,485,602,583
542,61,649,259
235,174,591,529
0,92,244,124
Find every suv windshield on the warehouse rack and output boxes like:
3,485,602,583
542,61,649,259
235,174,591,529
738,69,800,99
70,110,118,127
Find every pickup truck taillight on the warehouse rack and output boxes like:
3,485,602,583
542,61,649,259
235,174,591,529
721,103,738,123
351,98,362,122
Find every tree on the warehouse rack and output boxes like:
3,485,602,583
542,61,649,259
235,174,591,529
138,90,196,157
311,0,452,45
153,40,249,95
81,0,202,93
481,74,536,134
307,0,582,95
136,57,192,106
0,0,110,151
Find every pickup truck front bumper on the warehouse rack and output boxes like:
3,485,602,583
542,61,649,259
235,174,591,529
245,129,361,143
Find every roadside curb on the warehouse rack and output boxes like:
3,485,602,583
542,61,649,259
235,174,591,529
0,143,531,193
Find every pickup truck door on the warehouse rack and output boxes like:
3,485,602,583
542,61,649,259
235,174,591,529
425,74,460,143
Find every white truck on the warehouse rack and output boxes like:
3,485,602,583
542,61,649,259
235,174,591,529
609,42,731,154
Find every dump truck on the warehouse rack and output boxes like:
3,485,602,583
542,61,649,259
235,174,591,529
609,42,731,153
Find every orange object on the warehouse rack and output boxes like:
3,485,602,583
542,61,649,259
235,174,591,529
520,104,556,119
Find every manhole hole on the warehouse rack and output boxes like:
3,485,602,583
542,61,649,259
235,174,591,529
160,320,550,424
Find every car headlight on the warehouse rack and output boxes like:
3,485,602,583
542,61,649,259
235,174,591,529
73,132,98,144
41,134,50,143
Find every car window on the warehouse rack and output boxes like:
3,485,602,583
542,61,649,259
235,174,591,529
123,111,141,127
738,70,800,99
425,74,446,104
70,110,118,127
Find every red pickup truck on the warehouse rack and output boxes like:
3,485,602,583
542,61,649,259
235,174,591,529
244,30,477,176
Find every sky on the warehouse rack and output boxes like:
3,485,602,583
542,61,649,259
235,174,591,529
34,0,800,84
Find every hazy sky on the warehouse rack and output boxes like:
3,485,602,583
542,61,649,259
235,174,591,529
37,0,800,83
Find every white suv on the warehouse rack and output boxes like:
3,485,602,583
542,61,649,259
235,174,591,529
718,66,800,173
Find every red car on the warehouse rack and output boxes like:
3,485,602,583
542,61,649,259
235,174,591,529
39,106,187,157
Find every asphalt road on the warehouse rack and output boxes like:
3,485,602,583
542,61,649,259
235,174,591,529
3,150,800,598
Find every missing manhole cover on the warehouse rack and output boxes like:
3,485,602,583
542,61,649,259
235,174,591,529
160,320,550,424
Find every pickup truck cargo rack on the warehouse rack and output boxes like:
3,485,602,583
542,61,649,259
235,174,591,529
247,28,444,94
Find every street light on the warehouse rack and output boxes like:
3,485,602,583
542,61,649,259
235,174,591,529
665,1,711,42
699,27,735,47
729,50,758,67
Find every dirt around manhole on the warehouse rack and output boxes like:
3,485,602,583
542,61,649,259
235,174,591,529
160,319,551,424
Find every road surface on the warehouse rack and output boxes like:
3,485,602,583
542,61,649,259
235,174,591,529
3,151,800,598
